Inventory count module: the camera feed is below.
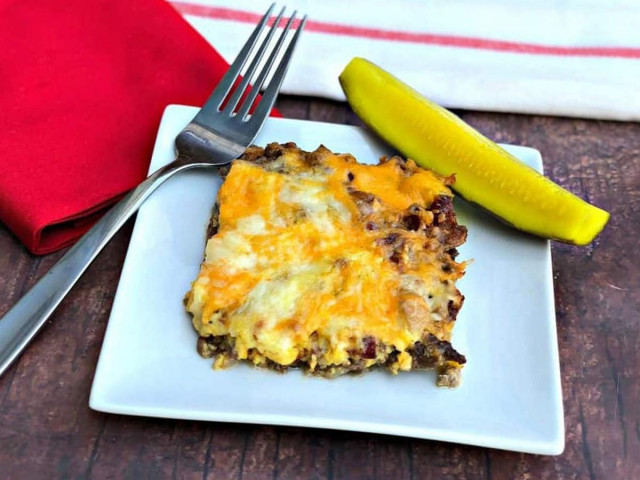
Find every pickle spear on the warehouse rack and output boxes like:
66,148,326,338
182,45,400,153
339,57,609,245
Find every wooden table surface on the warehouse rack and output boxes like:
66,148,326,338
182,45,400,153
0,96,638,480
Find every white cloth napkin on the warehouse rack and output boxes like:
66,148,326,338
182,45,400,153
171,0,640,121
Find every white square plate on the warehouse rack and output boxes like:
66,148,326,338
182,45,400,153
90,105,564,455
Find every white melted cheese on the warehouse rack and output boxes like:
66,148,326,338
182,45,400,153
236,214,267,235
205,230,258,271
230,262,335,364
278,177,351,233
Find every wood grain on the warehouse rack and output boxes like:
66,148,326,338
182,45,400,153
0,96,638,480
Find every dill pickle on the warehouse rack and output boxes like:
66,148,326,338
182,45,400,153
339,57,609,245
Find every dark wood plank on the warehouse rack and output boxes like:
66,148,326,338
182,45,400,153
309,99,348,125
87,416,179,479
0,228,38,410
235,426,279,480
0,96,639,480
274,427,330,480
410,442,487,480
328,431,377,480
276,96,310,120
202,423,247,479
0,222,134,479
373,436,412,480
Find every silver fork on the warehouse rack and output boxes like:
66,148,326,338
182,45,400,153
0,5,306,378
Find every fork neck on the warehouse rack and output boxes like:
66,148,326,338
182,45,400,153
175,123,246,166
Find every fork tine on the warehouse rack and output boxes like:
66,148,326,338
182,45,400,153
237,11,298,120
196,4,275,117
249,15,307,123
223,7,286,115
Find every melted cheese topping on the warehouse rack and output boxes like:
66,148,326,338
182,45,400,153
187,146,462,370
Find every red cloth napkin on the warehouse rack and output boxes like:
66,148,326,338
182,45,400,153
0,0,279,255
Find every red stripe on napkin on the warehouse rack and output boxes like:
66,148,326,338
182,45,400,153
0,0,279,255
171,2,640,59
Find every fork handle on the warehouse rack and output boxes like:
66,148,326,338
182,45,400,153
0,156,200,378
